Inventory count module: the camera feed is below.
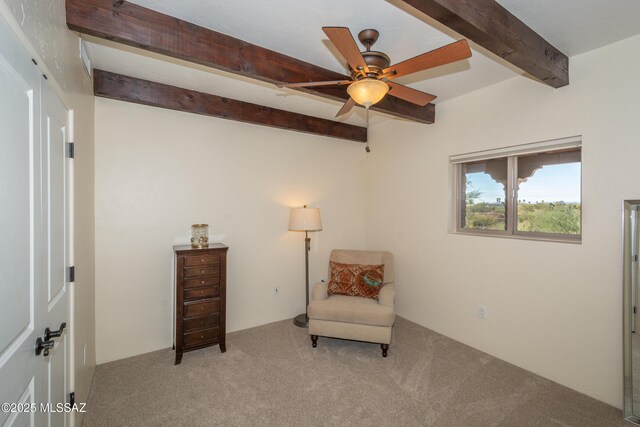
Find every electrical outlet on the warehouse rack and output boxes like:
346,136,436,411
477,305,488,320
273,287,279,296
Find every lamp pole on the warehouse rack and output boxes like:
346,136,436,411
294,230,311,327
305,230,310,320
289,205,321,328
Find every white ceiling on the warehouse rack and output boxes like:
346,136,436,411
496,0,640,56
85,0,640,124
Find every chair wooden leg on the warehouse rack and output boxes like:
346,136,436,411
381,344,389,357
311,335,318,348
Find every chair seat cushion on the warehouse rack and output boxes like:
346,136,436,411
308,294,395,327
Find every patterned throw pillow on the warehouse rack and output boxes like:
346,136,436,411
327,261,385,300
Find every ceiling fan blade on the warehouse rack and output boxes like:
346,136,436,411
276,80,351,89
336,97,356,117
323,27,370,74
384,39,472,79
386,81,437,106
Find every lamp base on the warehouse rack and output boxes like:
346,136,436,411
293,313,308,328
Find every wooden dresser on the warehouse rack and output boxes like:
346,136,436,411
174,243,228,364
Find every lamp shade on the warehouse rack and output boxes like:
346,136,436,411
288,206,322,231
347,78,389,108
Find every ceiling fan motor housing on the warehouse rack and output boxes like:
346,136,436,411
350,51,390,79
350,29,390,80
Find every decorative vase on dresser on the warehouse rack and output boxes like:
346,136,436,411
173,243,228,365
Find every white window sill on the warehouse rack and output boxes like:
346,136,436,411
451,229,582,244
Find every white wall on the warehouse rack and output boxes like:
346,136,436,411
94,98,367,363
0,0,96,422
365,34,640,407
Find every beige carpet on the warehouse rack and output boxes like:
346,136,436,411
83,317,625,426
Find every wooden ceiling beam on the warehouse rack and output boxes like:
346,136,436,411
66,0,435,123
93,69,367,143
397,0,569,88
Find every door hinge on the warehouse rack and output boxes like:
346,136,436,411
634,306,637,314
635,254,638,262
69,392,75,406
67,142,75,159
68,266,75,283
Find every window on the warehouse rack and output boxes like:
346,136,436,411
453,137,581,242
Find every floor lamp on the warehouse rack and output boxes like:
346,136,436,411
289,205,322,328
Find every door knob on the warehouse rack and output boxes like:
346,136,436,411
35,337,55,356
45,322,67,341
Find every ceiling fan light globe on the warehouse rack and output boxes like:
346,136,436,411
347,78,389,108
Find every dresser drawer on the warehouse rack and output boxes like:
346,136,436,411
183,327,218,348
184,298,219,318
184,275,220,289
184,286,219,300
184,314,219,333
184,253,220,267
184,265,219,278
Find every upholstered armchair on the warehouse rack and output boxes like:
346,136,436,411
307,249,395,357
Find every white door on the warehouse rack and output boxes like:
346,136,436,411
0,16,44,426
38,78,71,427
0,16,71,427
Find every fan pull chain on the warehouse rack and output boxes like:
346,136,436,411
365,107,371,153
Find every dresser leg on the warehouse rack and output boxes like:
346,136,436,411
220,341,226,353
175,352,183,365
311,335,318,348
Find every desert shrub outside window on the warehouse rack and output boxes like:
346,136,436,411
452,137,581,242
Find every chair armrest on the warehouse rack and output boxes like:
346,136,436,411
378,283,395,308
311,281,328,301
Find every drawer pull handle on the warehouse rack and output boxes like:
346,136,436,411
201,258,205,262
201,269,205,273
201,280,205,284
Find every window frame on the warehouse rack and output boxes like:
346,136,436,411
453,139,582,243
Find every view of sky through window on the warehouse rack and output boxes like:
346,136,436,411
468,162,580,203
518,163,580,203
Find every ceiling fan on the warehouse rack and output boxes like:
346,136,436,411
276,27,472,117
